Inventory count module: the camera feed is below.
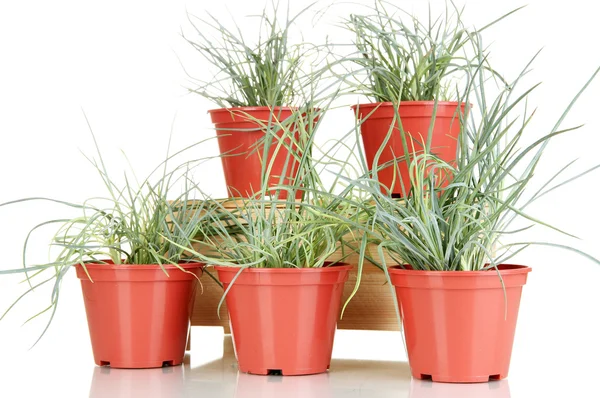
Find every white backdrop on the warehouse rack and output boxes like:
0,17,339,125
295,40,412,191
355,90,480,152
0,0,599,396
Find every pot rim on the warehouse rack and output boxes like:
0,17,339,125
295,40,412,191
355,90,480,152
74,260,204,270
388,264,531,276
351,101,465,110
208,106,296,115
213,262,351,273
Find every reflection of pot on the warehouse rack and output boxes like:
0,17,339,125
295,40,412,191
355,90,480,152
409,379,511,398
89,365,185,398
234,372,332,398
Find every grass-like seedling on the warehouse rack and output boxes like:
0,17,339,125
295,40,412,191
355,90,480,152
351,56,600,272
0,123,218,344
183,2,321,108
343,1,520,103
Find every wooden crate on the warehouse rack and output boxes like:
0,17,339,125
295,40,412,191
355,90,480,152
190,199,401,332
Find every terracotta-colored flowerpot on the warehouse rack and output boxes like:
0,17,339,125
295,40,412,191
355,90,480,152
76,262,203,369
215,264,352,375
209,106,302,199
352,101,465,197
389,264,531,383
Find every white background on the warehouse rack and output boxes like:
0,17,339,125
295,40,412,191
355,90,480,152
0,0,599,397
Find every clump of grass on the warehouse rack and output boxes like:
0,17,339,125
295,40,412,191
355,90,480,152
0,122,218,344
183,2,320,108
343,1,520,102
352,55,600,271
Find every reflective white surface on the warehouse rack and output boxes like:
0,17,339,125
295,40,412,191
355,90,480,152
86,351,512,398
1,0,600,396
1,327,596,397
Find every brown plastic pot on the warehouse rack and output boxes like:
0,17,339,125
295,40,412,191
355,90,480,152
209,106,301,199
215,264,352,376
352,101,465,197
389,264,531,383
75,262,203,369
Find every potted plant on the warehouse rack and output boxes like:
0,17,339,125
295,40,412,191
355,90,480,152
183,3,321,199
343,2,518,197
0,134,213,368
174,105,367,375
350,53,600,382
